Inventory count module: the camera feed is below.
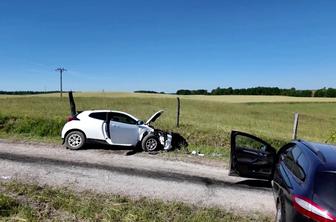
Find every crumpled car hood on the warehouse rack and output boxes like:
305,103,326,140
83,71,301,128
146,110,164,125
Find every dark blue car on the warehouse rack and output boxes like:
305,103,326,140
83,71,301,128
229,131,336,222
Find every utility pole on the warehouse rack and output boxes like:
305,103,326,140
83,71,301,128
55,67,67,98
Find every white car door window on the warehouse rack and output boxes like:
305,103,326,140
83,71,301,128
86,112,107,140
109,113,139,145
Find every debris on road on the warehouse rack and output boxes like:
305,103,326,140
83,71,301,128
191,150,205,157
1,176,11,180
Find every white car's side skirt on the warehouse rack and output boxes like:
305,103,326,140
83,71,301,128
105,137,134,147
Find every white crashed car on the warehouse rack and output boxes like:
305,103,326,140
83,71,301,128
61,110,172,151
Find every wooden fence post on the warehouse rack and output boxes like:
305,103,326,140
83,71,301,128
176,97,180,127
292,112,299,140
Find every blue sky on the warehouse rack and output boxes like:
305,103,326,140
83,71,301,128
1,0,336,92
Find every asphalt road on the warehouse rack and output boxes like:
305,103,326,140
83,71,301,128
0,140,275,216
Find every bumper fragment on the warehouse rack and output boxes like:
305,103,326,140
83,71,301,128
163,133,173,151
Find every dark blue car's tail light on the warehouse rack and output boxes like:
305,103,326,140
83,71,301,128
292,195,336,222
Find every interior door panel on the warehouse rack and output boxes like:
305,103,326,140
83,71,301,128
230,131,276,180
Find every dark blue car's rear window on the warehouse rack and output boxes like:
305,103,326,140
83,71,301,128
314,172,336,211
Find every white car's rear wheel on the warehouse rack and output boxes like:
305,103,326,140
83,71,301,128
65,131,85,150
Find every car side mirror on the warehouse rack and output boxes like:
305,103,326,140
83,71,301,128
137,120,144,125
260,145,267,152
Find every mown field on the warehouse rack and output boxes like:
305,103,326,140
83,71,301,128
0,92,336,156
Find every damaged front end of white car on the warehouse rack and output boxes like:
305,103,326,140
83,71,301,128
140,127,187,153
142,110,188,152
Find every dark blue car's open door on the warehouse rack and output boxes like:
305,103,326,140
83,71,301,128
229,131,276,180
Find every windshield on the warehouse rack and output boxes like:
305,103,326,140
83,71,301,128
314,172,336,213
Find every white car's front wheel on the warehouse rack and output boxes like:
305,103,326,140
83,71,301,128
141,134,161,152
65,131,86,150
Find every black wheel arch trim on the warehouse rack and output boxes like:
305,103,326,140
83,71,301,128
63,129,87,144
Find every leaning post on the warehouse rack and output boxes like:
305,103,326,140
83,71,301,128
176,97,180,127
292,112,299,140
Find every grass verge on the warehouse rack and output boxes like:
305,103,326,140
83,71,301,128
0,180,272,222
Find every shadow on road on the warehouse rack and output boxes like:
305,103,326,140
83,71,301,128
58,144,273,189
235,179,272,188
83,143,134,151
80,143,175,156
0,151,272,192
80,143,143,156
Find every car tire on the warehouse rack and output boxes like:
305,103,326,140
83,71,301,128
65,131,86,150
141,134,161,152
275,198,286,222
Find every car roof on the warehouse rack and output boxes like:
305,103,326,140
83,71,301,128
81,110,139,120
84,110,113,113
300,141,336,169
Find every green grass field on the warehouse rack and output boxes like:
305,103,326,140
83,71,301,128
0,92,336,156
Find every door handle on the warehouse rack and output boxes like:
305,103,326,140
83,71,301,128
242,150,258,155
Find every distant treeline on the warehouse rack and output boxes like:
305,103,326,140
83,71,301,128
176,87,336,97
0,91,59,95
134,90,165,94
